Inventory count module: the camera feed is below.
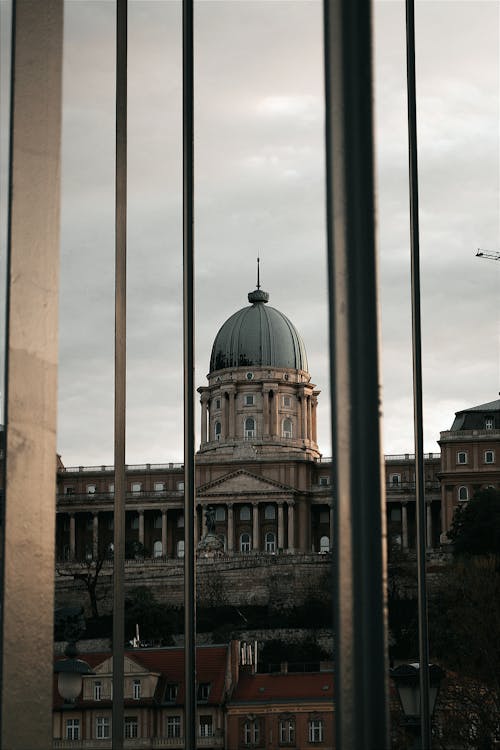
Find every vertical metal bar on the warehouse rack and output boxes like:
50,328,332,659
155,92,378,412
112,1,127,748
405,1,431,746
323,1,389,748
1,1,63,747
183,0,197,746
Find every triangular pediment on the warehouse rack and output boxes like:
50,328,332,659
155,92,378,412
197,469,295,497
93,655,152,676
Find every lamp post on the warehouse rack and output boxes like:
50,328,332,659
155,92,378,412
390,662,445,749
55,641,94,703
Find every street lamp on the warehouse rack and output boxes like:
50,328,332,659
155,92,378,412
54,641,94,703
390,662,445,746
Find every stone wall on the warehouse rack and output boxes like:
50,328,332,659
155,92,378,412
55,552,332,615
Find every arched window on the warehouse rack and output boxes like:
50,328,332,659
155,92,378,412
282,418,292,438
240,533,251,553
215,506,226,521
320,535,330,553
265,532,276,552
244,417,255,438
239,505,251,521
390,474,401,486
154,514,162,529
214,421,221,441
177,540,185,558
458,486,468,502
177,514,184,528
153,540,163,558
264,504,276,520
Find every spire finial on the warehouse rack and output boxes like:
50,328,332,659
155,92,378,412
257,256,261,290
248,256,269,304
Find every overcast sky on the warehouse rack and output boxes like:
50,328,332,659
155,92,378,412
33,0,500,465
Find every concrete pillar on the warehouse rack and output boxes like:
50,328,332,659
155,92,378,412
92,512,99,560
69,513,76,560
287,501,295,551
161,509,168,557
277,502,284,549
401,502,408,550
426,502,433,549
138,510,145,546
227,503,234,552
252,503,260,551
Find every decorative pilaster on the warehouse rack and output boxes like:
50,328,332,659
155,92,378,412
227,386,236,438
200,394,208,444
301,391,308,440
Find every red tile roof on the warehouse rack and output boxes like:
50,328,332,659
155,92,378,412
53,645,228,708
230,671,334,704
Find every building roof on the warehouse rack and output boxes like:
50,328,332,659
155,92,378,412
53,644,229,708
209,288,308,373
229,670,334,704
450,399,500,430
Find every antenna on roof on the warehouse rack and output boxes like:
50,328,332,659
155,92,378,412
256,256,261,290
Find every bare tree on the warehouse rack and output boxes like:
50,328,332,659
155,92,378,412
57,555,110,619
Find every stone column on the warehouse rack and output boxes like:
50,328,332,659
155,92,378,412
426,502,433,549
252,502,260,551
287,501,295,551
277,502,284,549
200,395,208,444
307,397,312,443
161,509,168,557
263,389,270,436
202,505,207,537
329,502,334,551
221,394,228,439
273,391,279,438
138,509,145,546
401,502,408,550
227,503,234,553
312,397,318,443
92,512,99,560
301,392,308,440
194,505,199,544
227,386,236,439
69,513,76,560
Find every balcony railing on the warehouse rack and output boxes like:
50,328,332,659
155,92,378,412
56,490,183,504
53,739,223,749
61,463,184,473
440,428,500,440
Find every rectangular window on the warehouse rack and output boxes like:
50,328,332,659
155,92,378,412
279,718,295,744
485,450,495,464
390,508,402,522
108,483,114,493
485,417,494,429
319,476,330,487
165,683,178,702
131,482,142,493
215,398,221,409
154,481,165,491
96,716,110,739
199,715,213,737
177,481,185,491
87,484,96,494
93,680,102,701
245,394,255,405
132,679,141,700
198,682,211,701
457,451,468,465
282,395,291,407
64,486,74,495
167,716,181,738
124,716,138,739
309,719,324,743
66,719,80,740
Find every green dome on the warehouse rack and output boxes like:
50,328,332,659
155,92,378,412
209,289,308,373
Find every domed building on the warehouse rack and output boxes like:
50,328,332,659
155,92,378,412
197,285,320,460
